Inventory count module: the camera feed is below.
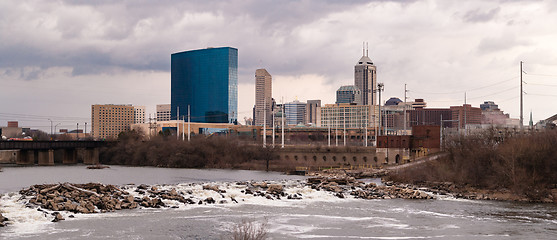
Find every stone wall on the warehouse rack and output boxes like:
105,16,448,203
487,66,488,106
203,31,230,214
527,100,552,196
0,150,18,164
276,146,384,169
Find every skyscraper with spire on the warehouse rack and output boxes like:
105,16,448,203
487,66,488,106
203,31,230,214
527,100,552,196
354,43,377,106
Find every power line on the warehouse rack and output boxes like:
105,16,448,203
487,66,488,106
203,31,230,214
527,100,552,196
527,93,557,97
0,112,89,121
526,83,557,87
424,86,518,103
411,76,517,95
527,73,557,77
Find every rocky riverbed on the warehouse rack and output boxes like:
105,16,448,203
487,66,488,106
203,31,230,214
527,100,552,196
308,168,557,203
0,177,439,226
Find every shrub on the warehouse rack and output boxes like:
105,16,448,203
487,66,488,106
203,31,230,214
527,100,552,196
226,219,268,240
387,130,557,200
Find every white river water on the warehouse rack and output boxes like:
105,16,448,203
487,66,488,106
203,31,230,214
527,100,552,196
0,165,556,239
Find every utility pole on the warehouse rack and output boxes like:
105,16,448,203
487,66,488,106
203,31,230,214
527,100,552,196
464,92,467,135
182,115,185,141
404,84,407,134
328,116,331,147
76,123,79,140
377,83,384,136
177,107,180,140
188,105,191,142
272,110,275,148
364,107,367,147
85,122,87,136
264,101,268,145
281,98,285,148
48,119,53,139
149,113,152,139
373,110,377,146
440,114,443,150
343,107,346,146
54,123,61,134
335,114,338,146
520,61,524,130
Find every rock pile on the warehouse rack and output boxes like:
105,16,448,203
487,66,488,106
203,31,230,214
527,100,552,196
13,178,439,224
306,177,435,200
20,183,139,217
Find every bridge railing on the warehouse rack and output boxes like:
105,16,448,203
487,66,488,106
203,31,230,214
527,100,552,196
0,141,108,150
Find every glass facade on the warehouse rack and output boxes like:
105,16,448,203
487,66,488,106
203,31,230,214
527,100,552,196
336,85,362,105
171,47,238,123
320,104,379,129
285,100,306,125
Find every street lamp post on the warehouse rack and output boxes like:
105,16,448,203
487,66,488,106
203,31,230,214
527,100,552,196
54,123,61,139
48,119,53,139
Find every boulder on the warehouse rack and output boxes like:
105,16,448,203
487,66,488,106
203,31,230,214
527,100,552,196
203,185,222,193
169,188,178,196
204,197,215,204
267,184,284,195
85,202,95,213
52,212,65,222
307,177,324,185
252,182,268,188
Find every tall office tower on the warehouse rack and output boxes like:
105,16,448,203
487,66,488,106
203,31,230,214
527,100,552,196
336,85,362,105
254,69,272,126
91,104,135,139
354,44,377,105
171,47,238,123
306,100,321,124
133,106,146,124
285,100,306,125
156,104,171,121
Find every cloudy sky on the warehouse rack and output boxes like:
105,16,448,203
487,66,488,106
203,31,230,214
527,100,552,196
1,0,557,131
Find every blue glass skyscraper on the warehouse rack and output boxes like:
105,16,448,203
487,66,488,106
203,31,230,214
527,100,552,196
171,47,238,123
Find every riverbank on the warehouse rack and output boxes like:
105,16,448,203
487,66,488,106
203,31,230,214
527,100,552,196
307,166,557,204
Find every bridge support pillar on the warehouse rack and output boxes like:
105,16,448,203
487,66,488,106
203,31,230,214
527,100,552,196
17,150,34,165
83,148,99,165
38,149,54,166
62,149,77,164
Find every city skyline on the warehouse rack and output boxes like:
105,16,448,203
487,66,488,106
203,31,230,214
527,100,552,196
1,0,557,132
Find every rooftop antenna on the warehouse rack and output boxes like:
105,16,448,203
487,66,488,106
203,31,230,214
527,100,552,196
366,42,369,57
362,42,365,56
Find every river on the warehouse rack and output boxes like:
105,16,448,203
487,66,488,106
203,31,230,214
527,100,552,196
0,165,556,239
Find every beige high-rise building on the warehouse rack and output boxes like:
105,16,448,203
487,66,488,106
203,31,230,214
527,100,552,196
134,106,146,124
318,103,379,129
254,69,272,126
156,104,171,121
306,100,321,125
355,45,377,106
91,104,135,139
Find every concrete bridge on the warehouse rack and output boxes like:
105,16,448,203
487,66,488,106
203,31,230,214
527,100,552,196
0,141,107,166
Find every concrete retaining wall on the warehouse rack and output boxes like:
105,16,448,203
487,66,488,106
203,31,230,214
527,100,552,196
276,146,385,169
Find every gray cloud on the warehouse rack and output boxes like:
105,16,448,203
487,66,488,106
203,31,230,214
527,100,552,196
0,0,376,79
1,0,557,128
463,7,500,23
